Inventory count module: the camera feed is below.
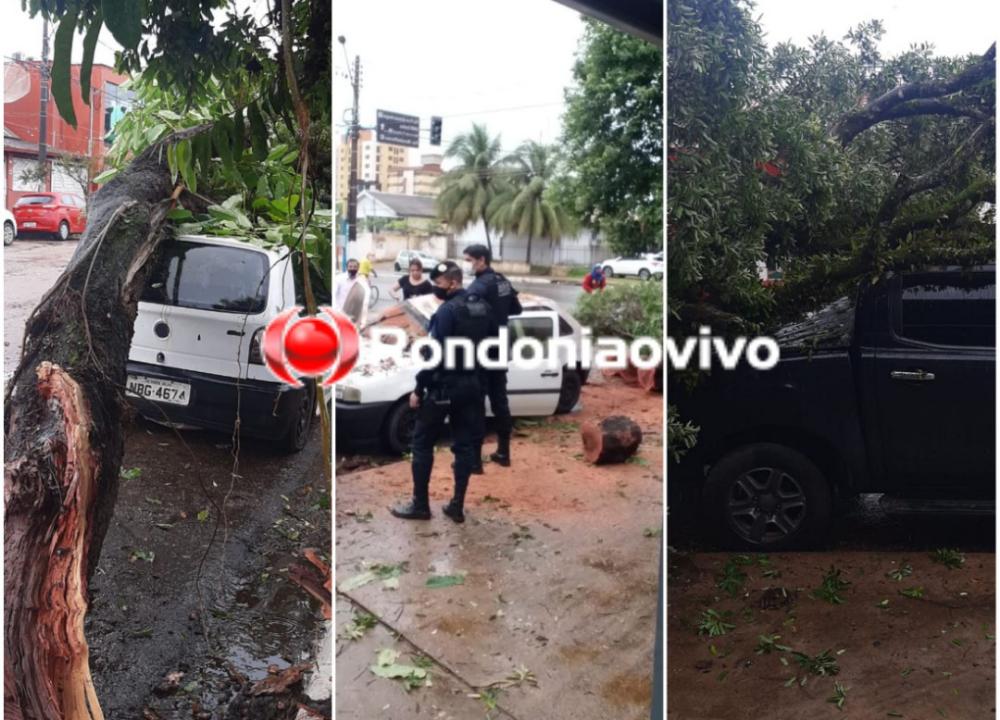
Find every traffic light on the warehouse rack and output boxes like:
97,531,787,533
430,116,442,146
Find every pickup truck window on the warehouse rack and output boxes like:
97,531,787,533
899,275,995,348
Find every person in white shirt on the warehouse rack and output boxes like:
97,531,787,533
335,258,368,325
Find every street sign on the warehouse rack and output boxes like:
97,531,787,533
376,110,420,148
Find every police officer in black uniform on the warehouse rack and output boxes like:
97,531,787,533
463,243,522,468
391,261,494,523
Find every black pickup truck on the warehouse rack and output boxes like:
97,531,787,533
671,265,995,549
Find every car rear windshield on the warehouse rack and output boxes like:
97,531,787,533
141,239,270,314
15,195,54,206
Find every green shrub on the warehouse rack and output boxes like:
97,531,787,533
574,281,662,341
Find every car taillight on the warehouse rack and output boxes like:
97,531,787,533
249,327,265,364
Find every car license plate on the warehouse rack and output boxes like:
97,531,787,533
22,221,37,228
126,375,191,406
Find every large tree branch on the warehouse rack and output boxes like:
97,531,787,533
834,43,995,145
888,178,995,243
874,120,992,228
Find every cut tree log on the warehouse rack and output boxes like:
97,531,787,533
4,127,207,719
581,416,643,464
636,363,664,392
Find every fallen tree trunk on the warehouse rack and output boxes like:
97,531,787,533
581,416,643,464
4,129,204,718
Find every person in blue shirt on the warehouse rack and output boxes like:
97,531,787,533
463,244,522,469
391,261,494,523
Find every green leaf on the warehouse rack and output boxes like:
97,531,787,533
247,102,268,161
93,168,119,185
232,108,245,160
102,0,144,49
144,123,167,145
177,138,196,194
166,143,178,184
166,208,194,221
197,509,209,523
426,574,465,589
51,8,79,128
79,11,103,106
266,143,289,161
214,120,234,171
157,109,183,123
340,571,378,592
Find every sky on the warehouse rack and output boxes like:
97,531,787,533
332,0,586,163
752,0,998,55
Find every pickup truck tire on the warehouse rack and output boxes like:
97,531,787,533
279,385,315,453
704,443,831,550
556,367,582,414
385,398,418,455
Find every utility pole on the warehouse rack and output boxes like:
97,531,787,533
38,16,50,174
347,54,361,247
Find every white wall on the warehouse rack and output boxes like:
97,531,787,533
453,220,608,266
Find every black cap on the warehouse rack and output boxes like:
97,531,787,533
430,260,461,281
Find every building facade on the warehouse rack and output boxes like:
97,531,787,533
386,153,444,197
335,129,412,203
3,59,130,208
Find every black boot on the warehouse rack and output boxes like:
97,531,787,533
443,479,468,523
489,435,511,466
453,460,484,475
390,498,432,520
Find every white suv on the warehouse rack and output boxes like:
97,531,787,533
393,249,440,271
601,254,664,280
335,293,587,454
127,234,330,452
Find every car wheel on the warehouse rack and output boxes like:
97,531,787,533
703,443,831,550
384,398,418,455
653,272,664,281
394,262,401,272
602,266,614,278
555,367,582,414
638,268,651,281
58,221,70,241
279,386,315,453
3,222,14,246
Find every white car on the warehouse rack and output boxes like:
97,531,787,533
127,234,330,452
335,293,587,454
393,249,440,271
3,208,16,246
601,254,664,280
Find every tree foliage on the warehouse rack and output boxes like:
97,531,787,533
557,18,663,256
436,123,506,252
667,0,995,460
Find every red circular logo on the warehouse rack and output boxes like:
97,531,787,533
262,307,360,387
284,318,339,375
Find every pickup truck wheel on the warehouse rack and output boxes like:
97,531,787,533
385,398,417,455
704,443,831,550
279,386,315,453
555,367,582,414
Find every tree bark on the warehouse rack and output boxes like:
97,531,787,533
581,416,643,464
833,43,995,145
4,128,202,718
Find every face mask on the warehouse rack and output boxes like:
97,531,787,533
462,261,474,275
348,270,357,279
432,286,449,300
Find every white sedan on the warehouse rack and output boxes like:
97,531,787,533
3,208,16,246
393,249,440,271
335,293,587,454
600,254,664,280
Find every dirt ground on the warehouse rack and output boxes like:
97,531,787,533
668,550,995,719
5,239,332,716
335,375,663,719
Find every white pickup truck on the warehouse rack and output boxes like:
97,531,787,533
335,293,587,454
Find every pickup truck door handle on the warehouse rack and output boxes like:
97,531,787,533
540,370,560,378
890,370,935,382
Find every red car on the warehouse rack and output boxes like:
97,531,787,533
12,192,87,240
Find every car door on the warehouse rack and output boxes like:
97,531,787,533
503,310,563,416
60,195,77,230
873,270,995,495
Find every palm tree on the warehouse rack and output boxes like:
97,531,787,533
487,141,570,265
436,124,505,253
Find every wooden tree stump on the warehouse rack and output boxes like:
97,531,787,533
618,364,639,384
581,416,643,464
636,363,664,392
